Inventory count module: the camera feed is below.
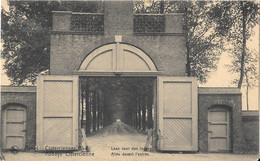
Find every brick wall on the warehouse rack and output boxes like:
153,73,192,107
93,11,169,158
198,87,243,153
1,86,36,150
242,111,259,154
50,1,186,76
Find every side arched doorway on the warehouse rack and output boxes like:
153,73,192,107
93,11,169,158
208,105,231,152
2,104,27,150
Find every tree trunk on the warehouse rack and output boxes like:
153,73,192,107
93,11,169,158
132,99,135,127
128,101,133,125
97,90,100,130
81,85,85,134
100,91,103,128
142,93,146,131
103,90,108,127
81,87,84,121
147,87,153,129
85,85,91,134
104,88,112,126
138,96,141,129
135,95,138,128
132,94,136,127
246,82,249,111
92,91,96,132
238,1,246,89
245,71,249,110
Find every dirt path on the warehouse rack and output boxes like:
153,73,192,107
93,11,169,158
86,121,148,156
2,121,258,161
88,121,146,136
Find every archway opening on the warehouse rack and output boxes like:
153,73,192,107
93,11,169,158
79,76,155,152
78,43,157,152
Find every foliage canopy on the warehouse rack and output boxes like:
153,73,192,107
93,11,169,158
1,0,259,86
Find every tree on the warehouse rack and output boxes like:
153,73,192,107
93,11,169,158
134,1,231,83
134,1,259,85
244,54,258,110
1,1,101,85
203,1,259,110
217,1,259,109
224,1,259,89
2,1,258,85
227,48,258,110
181,1,226,83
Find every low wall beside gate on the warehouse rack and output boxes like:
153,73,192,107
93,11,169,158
242,111,259,154
198,87,243,153
1,86,36,150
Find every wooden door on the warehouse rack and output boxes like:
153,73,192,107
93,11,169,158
157,77,198,151
36,75,79,150
3,105,26,150
208,108,230,152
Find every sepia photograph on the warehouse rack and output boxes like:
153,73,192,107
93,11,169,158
0,0,259,161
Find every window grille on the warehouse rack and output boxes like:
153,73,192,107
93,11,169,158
134,14,165,33
71,13,104,33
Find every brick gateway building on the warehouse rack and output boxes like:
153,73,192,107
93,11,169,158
1,1,258,154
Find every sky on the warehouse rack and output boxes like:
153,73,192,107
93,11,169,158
199,25,259,110
1,0,259,110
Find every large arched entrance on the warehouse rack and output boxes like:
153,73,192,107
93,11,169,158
36,43,198,152
78,43,158,153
